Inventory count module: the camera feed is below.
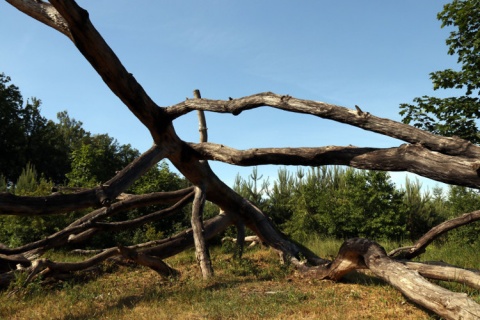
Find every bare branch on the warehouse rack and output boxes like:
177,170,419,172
191,185,214,279
189,142,480,188
0,145,166,215
389,210,480,259
44,0,165,130
117,245,178,277
405,261,480,290
168,93,480,158
6,0,71,39
93,191,194,231
194,89,208,143
0,188,193,255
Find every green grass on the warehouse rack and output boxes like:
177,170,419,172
2,239,478,319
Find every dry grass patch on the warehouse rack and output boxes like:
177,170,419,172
1,247,433,319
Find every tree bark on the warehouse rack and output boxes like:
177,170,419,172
310,238,480,320
4,2,480,319
0,145,167,215
389,210,480,259
189,89,214,279
191,185,214,279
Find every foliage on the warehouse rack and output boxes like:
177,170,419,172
0,73,28,182
0,164,59,247
444,185,480,244
233,167,269,212
0,78,188,246
129,161,186,194
264,168,298,227
400,0,480,143
0,73,142,186
0,74,73,184
237,167,409,241
65,134,139,187
235,166,480,243
278,167,408,241
0,174,6,192
402,178,447,240
86,161,189,248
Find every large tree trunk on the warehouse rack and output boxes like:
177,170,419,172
2,1,480,318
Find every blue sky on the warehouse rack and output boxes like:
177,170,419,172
1,1,455,190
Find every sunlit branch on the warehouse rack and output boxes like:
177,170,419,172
167,92,480,158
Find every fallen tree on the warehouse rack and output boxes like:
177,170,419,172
1,1,480,319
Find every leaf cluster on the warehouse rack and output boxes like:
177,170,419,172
400,0,480,143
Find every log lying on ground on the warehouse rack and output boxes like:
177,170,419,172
4,1,480,318
405,261,480,290
310,238,480,320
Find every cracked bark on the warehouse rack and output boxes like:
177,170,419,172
2,1,480,318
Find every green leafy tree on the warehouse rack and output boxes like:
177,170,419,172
0,164,57,247
445,185,480,244
22,98,73,183
265,168,298,228
279,167,408,241
233,167,269,212
0,73,80,184
66,134,139,187
331,170,407,240
0,73,26,182
282,167,333,241
400,0,480,143
56,110,89,150
402,178,447,240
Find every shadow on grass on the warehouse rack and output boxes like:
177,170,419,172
341,270,387,286
60,275,265,320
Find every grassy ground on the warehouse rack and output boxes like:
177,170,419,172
1,238,478,320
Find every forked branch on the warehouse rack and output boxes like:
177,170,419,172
4,2,480,319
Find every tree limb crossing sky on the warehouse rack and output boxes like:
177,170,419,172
0,1,455,189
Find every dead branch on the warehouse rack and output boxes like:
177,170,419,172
0,188,194,256
168,93,480,159
222,235,262,247
191,185,214,279
405,261,480,290
190,89,214,279
189,143,480,188
389,210,480,259
309,238,480,320
6,0,71,39
13,212,235,287
117,245,178,277
4,2,480,319
0,145,167,215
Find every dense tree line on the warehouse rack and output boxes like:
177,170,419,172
235,166,480,244
0,73,189,247
2,2,480,317
2,71,480,248
0,72,138,186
